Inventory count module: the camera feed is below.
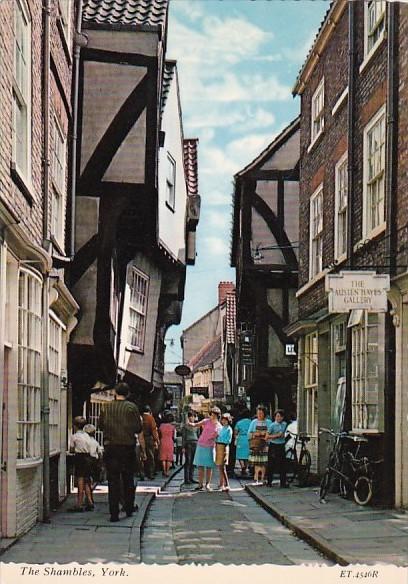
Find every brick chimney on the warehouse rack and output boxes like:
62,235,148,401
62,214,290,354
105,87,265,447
218,281,235,306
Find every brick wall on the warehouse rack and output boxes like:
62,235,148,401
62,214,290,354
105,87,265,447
397,5,408,272
16,466,42,536
298,3,390,320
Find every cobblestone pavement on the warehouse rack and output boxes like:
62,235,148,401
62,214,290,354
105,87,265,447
141,472,333,565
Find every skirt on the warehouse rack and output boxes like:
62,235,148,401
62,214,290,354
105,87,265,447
248,452,268,465
74,453,92,479
215,443,229,465
193,444,215,468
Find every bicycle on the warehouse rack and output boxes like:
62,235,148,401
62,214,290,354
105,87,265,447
285,431,312,487
319,428,381,506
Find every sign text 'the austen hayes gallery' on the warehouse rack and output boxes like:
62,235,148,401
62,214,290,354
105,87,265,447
325,271,390,313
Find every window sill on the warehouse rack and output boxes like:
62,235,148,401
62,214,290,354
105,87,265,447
296,268,328,298
359,31,386,75
354,222,386,252
331,87,348,117
334,253,347,265
307,130,324,154
125,345,144,355
10,163,35,207
17,457,43,469
50,234,66,257
165,201,175,214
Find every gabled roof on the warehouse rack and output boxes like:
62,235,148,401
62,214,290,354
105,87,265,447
82,0,169,30
235,116,300,178
188,336,222,373
161,60,177,116
182,304,218,336
183,139,199,196
225,291,236,345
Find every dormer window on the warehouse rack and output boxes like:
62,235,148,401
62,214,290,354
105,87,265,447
311,78,324,145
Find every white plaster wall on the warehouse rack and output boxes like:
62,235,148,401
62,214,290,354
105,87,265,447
158,70,187,263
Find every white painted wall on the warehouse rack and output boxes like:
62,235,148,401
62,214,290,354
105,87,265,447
158,67,187,263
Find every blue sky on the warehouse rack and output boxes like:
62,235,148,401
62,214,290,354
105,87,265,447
164,0,329,368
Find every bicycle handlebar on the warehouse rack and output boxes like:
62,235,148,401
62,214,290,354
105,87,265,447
318,428,368,442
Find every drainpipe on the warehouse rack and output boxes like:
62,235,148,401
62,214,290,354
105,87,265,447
383,0,398,507
70,0,84,259
41,0,51,523
344,0,356,433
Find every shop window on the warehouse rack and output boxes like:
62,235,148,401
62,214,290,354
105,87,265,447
17,270,42,459
350,311,380,431
304,332,318,437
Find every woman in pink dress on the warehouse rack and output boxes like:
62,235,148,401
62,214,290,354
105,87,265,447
159,412,176,477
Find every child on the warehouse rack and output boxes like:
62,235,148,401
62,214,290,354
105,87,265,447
266,409,288,488
83,424,103,509
68,416,93,512
216,413,233,491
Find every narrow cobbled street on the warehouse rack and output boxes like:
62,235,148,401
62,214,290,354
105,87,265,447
141,472,332,565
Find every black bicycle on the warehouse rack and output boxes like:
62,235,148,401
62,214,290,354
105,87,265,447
285,431,312,487
319,428,381,506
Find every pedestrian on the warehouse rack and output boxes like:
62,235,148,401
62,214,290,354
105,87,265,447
266,409,288,488
175,429,183,466
83,423,103,509
248,405,272,484
182,411,199,484
98,382,142,522
159,412,176,477
142,405,160,479
68,416,93,512
216,413,233,491
234,409,252,477
189,407,222,491
126,393,146,481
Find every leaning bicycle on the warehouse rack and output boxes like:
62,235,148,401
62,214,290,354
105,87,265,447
319,428,381,506
285,431,312,487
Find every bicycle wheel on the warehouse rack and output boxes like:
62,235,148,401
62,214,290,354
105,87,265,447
354,475,373,506
319,470,331,501
297,450,311,487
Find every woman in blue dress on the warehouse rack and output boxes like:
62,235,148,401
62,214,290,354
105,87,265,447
234,410,251,477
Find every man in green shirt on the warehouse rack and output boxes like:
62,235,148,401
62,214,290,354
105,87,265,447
99,382,142,522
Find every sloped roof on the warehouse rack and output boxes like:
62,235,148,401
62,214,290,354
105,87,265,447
225,291,236,345
183,139,199,196
235,117,300,178
82,0,169,29
161,60,177,116
188,336,222,373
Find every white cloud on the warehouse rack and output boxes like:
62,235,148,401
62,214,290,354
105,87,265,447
205,189,233,207
202,236,230,256
186,105,275,133
226,133,274,166
207,210,231,229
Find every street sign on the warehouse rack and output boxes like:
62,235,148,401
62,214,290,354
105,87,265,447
174,364,191,377
326,271,390,313
285,343,297,356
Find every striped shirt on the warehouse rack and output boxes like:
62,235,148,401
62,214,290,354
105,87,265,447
99,400,142,446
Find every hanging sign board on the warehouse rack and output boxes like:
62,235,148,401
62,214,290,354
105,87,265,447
326,271,390,313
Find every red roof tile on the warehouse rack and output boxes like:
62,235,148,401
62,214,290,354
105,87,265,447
183,138,199,196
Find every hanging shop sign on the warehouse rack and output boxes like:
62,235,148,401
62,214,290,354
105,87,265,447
174,365,191,377
325,271,390,313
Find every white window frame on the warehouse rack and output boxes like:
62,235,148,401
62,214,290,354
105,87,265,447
58,0,72,48
364,0,386,60
362,105,386,240
49,311,65,455
310,78,325,147
350,311,383,433
334,153,348,261
51,116,66,245
304,332,318,437
17,269,42,461
309,185,324,280
127,267,149,352
166,153,176,210
12,0,32,182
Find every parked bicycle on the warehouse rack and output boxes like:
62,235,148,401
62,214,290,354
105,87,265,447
285,431,312,487
319,428,383,506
